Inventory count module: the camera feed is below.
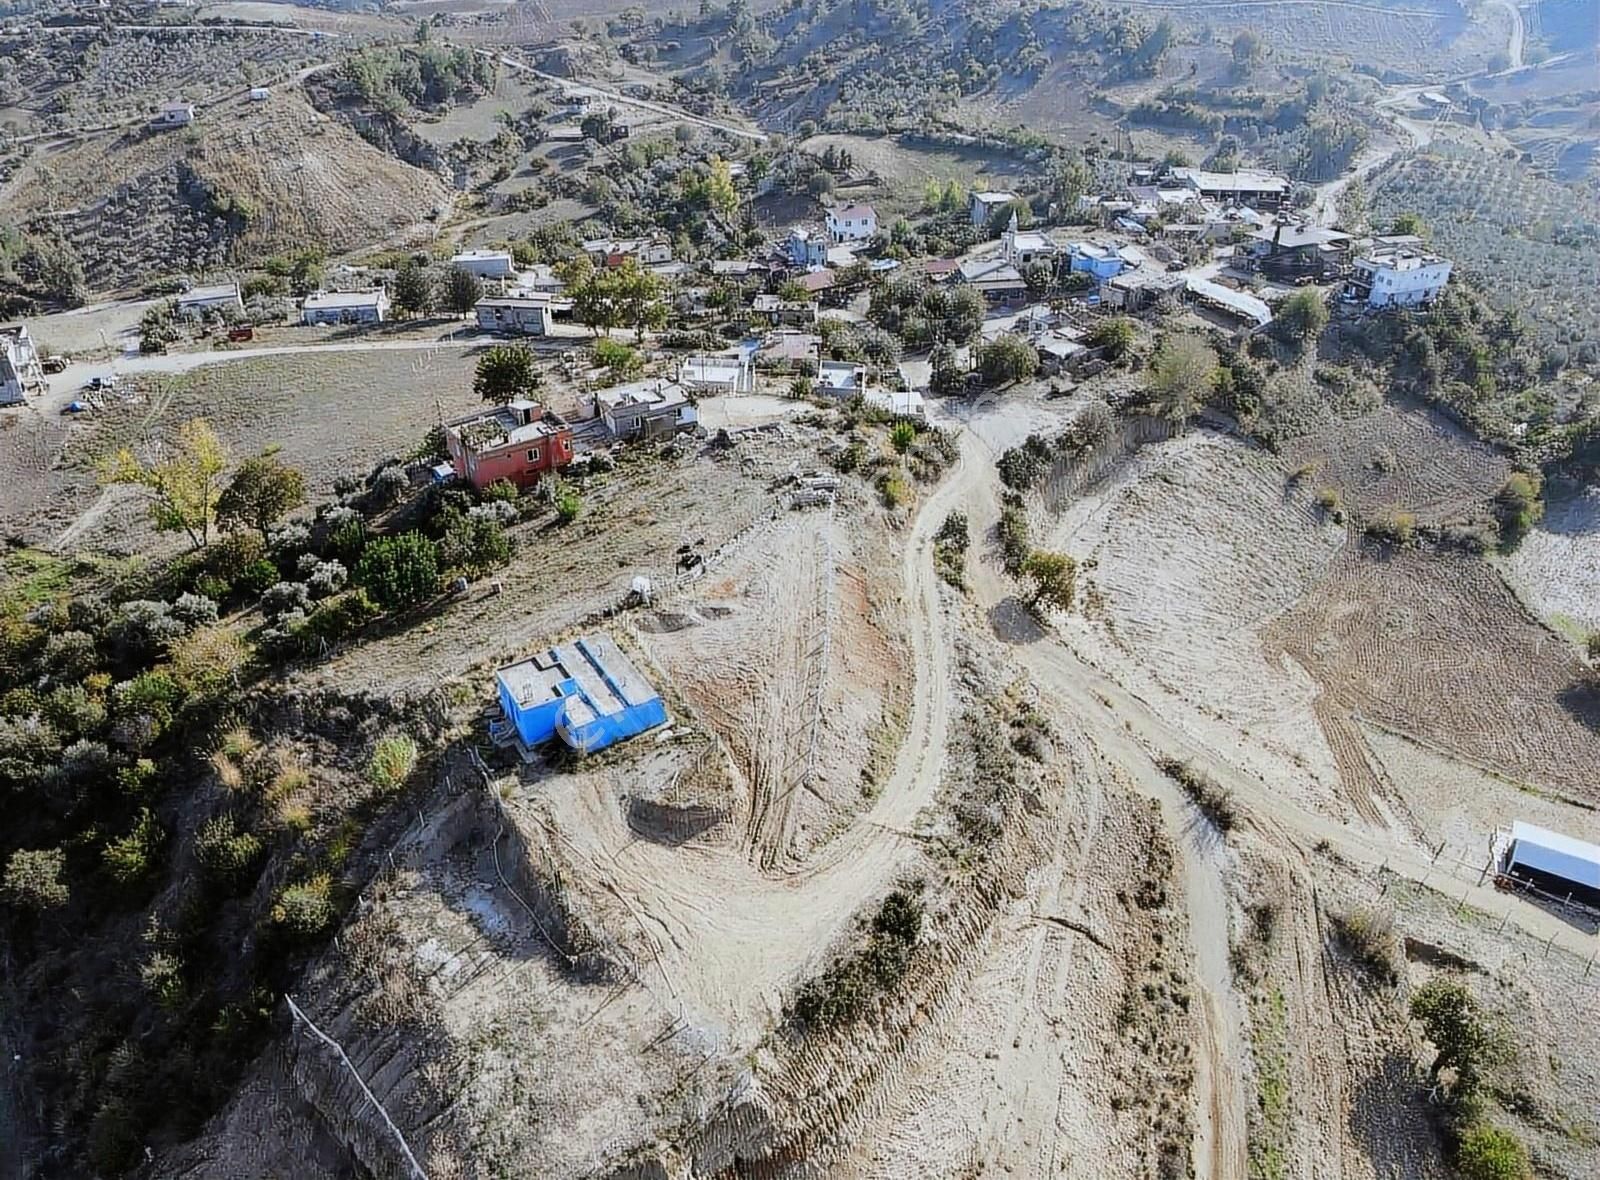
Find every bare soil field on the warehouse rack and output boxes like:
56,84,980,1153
1277,400,1509,525
640,497,910,872
1264,547,1600,804
1496,484,1600,635
1039,429,1353,819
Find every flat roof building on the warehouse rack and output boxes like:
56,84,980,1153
496,632,668,755
594,378,698,440
444,400,573,490
475,296,548,336
1346,245,1452,309
301,289,389,325
450,249,515,278
176,282,242,318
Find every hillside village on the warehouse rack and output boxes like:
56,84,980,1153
2,3,1600,1180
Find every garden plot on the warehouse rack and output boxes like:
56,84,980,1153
1263,548,1600,804
409,75,551,146
1496,484,1600,635
1277,400,1509,526
1046,431,1351,817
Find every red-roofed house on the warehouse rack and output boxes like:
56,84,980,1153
796,268,836,295
825,203,877,243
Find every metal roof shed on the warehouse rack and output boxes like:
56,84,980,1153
1505,821,1600,906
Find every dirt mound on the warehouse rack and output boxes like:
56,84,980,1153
10,89,446,292
1265,548,1600,802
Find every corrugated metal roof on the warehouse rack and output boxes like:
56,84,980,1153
1508,821,1600,890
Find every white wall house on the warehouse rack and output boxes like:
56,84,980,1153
475,296,548,336
302,289,389,325
450,250,515,279
153,101,195,128
1348,247,1452,308
176,283,243,318
825,204,877,243
1,325,43,407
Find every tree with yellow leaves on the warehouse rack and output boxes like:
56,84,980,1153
100,418,229,549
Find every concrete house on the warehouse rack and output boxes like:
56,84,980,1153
784,227,828,269
816,359,867,397
594,378,698,440
825,203,877,243
475,296,549,336
1345,246,1452,308
248,87,271,102
1068,242,1132,285
176,283,243,318
301,289,389,325
679,353,754,395
451,250,515,279
444,400,574,490
153,101,195,129
495,632,668,756
970,190,1019,227
1244,222,1352,281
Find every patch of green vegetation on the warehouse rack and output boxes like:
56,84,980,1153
1248,987,1292,1180
790,885,923,1031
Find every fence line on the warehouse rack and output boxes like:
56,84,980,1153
283,994,430,1180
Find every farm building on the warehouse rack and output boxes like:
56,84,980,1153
450,249,515,279
301,289,389,325
475,296,548,336
1244,222,1353,281
444,400,574,490
495,633,668,755
0,325,44,406
594,379,698,440
176,283,242,318
1500,821,1600,908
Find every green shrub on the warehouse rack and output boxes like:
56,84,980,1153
273,874,334,937
195,813,264,889
235,559,280,598
481,478,519,504
554,485,582,524
367,732,418,793
102,809,165,886
890,421,916,453
1455,1123,1531,1180
355,532,440,612
1365,509,1417,546
998,503,1031,574
2,847,70,910
792,887,923,1031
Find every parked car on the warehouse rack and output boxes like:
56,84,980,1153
227,326,254,342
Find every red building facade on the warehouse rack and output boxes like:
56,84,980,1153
444,400,575,491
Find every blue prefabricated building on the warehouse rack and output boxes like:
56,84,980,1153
495,632,668,755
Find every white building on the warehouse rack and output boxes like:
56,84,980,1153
1000,211,1059,268
301,289,389,325
450,249,516,279
176,282,243,318
816,359,867,397
153,101,195,129
1346,246,1452,309
825,203,877,243
248,87,271,103
679,353,753,395
475,296,549,336
1,324,44,407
